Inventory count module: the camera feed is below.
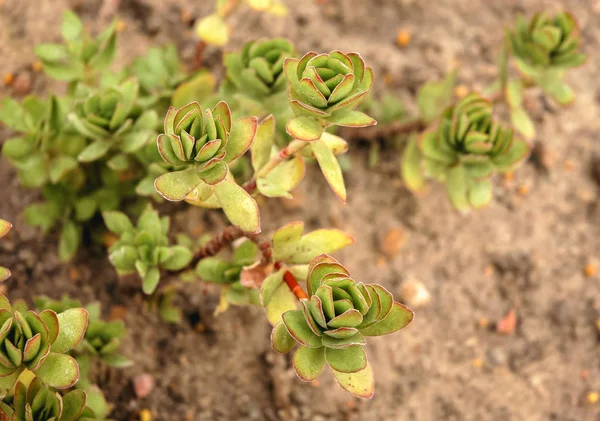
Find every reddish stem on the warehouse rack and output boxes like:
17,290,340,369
274,262,308,300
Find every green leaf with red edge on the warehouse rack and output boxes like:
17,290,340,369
251,115,275,172
293,346,325,381
154,168,201,201
272,221,304,261
359,302,414,337
327,110,377,127
257,156,305,199
265,282,297,325
282,310,322,348
213,180,260,233
492,138,531,171
0,220,12,239
225,117,258,162
197,160,229,186
288,230,354,265
51,308,89,353
325,345,367,373
311,137,346,202
33,352,79,389
261,269,284,307
271,321,296,353
60,389,87,421
286,117,324,141
331,361,375,399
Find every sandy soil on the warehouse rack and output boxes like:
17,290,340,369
1,0,600,420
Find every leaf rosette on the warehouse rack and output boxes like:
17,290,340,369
154,101,258,202
224,39,296,98
270,254,413,398
509,12,586,74
0,378,87,421
416,93,530,210
0,295,88,392
284,51,376,141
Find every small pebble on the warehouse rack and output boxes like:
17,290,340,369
396,29,411,47
133,374,155,398
487,347,507,366
398,279,431,308
587,391,599,404
584,263,597,278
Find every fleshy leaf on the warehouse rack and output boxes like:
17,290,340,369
325,345,367,373
51,308,89,353
311,138,346,202
282,310,322,348
401,133,426,192
225,117,258,162
214,180,260,233
286,117,324,141
331,362,375,399
251,115,275,172
288,230,354,264
154,168,201,201
33,353,79,389
292,346,325,381
265,282,297,326
359,302,414,336
271,321,296,353
272,221,304,261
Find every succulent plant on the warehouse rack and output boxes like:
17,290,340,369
284,50,376,141
0,378,87,421
69,79,159,163
509,12,585,73
103,206,192,294
153,101,258,200
34,10,117,84
224,39,296,98
0,96,86,189
0,294,88,392
410,93,530,210
270,254,413,398
0,220,12,282
33,298,131,369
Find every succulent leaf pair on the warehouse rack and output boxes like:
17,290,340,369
103,206,192,294
0,295,88,393
271,255,413,398
0,378,87,421
285,50,376,142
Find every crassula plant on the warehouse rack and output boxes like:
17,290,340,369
397,11,586,210
270,255,413,398
0,6,586,403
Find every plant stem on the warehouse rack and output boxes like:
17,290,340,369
274,262,308,300
243,139,308,193
173,226,247,274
